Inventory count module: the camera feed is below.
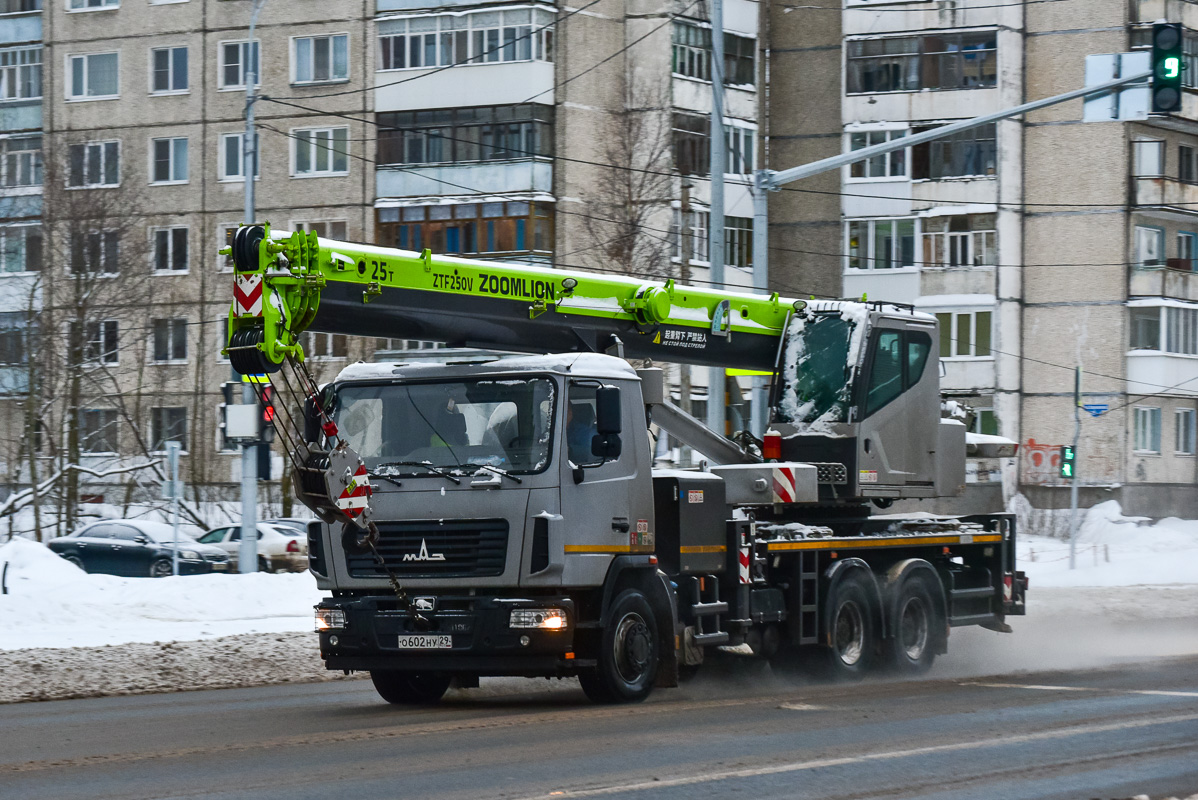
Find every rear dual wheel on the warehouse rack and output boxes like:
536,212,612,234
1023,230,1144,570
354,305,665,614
820,573,877,679
886,575,941,674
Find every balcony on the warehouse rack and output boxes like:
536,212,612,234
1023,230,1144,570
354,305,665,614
376,159,552,199
1132,175,1198,212
1130,264,1198,303
1127,349,1198,397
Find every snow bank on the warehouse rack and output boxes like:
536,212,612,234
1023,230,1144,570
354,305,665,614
0,538,326,650
1016,499,1198,588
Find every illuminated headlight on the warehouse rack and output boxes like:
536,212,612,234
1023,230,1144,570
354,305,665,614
315,608,347,631
180,550,200,560
509,608,567,630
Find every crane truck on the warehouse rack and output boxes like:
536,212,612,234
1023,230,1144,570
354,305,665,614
223,223,1026,705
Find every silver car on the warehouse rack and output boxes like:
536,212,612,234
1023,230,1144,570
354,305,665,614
196,522,309,573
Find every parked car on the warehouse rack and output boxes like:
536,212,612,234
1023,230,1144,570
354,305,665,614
49,520,231,578
263,518,311,536
196,522,308,573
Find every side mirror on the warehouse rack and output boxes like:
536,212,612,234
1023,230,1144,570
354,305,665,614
134,535,149,544
595,386,622,435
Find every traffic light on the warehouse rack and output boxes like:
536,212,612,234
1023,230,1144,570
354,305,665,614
1152,23,1184,113
1059,444,1076,480
258,385,276,444
218,381,237,451
257,441,272,482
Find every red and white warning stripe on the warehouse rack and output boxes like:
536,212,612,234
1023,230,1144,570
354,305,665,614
772,467,796,504
233,273,263,317
738,543,751,584
336,464,372,518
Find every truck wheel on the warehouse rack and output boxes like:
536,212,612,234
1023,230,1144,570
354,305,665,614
149,558,173,578
821,573,877,679
369,671,451,705
579,589,659,704
887,575,940,674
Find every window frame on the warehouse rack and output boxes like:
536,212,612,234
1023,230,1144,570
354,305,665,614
845,216,918,271
84,318,119,366
150,317,188,364
291,33,350,85
290,126,349,177
70,228,120,276
1134,406,1162,454
68,0,118,12
0,222,42,274
150,406,188,453
1179,231,1197,272
1135,225,1166,268
66,139,120,188
377,7,555,72
218,39,260,91
66,51,119,101
218,131,259,182
846,128,908,182
80,408,120,455
0,45,43,102
845,30,998,94
149,45,188,95
150,226,189,274
149,135,189,185
932,309,993,359
1,134,43,188
1175,407,1196,455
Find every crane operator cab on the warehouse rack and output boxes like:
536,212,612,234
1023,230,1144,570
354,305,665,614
772,301,965,504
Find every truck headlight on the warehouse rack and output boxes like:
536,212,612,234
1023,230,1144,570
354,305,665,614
315,608,347,631
509,608,567,630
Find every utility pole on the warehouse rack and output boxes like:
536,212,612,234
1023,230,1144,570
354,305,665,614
1068,366,1081,570
166,441,182,576
707,0,727,440
239,0,267,575
679,182,694,468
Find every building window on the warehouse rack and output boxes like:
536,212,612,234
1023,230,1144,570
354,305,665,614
292,127,348,176
219,40,260,90
293,34,348,84
972,407,998,436
1178,233,1197,272
1135,226,1164,267
673,112,709,176
0,45,41,100
1181,145,1196,183
151,407,187,451
671,208,710,263
68,52,118,100
934,310,992,358
71,230,119,274
848,129,906,180
219,132,258,180
377,200,553,257
725,125,754,175
0,1,44,14
846,31,997,94
0,318,25,365
726,216,753,269
304,331,347,359
217,222,238,270
912,123,996,179
0,224,41,273
378,8,554,71
152,318,187,362
1,135,42,187
292,220,347,240
151,137,188,184
67,140,120,187
86,320,119,365
1133,139,1164,177
1176,408,1196,454
1130,306,1161,350
151,46,188,94
1134,406,1162,453
921,215,996,268
670,21,755,87
1166,306,1198,355
846,218,916,270
69,0,117,9
81,409,119,454
152,227,188,272
378,104,553,166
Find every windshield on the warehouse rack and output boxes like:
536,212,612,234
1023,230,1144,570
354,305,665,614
335,378,556,475
776,311,859,426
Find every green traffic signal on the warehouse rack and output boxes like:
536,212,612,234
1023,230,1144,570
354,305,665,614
1152,23,1184,113
1059,445,1076,479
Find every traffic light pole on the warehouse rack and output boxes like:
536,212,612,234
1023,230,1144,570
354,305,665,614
1068,366,1081,570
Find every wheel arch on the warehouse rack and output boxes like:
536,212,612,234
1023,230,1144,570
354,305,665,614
599,556,679,688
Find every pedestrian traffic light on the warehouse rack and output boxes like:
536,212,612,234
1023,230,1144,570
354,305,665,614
1152,23,1184,113
1059,444,1076,479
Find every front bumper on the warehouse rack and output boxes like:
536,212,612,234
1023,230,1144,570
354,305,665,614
317,595,585,676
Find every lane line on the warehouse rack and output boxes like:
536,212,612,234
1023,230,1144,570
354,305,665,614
968,682,1198,698
517,712,1198,799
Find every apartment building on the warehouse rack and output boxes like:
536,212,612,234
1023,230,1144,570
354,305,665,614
770,0,1198,518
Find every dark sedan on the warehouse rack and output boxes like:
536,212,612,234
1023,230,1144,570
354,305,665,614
48,520,231,577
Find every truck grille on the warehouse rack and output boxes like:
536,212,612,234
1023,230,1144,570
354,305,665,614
345,519,508,579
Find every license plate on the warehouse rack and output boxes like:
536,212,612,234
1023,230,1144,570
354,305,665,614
396,634,452,650
210,563,229,571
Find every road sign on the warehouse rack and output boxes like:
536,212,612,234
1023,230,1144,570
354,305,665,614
1082,403,1108,417
1083,52,1150,121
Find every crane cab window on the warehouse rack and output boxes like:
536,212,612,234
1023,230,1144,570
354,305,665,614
864,329,933,417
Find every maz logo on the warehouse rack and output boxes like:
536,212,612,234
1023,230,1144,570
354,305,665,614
403,538,446,562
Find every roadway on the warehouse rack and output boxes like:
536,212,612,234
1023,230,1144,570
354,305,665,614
3,650,1197,800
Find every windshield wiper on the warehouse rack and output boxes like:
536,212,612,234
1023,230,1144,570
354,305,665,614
374,460,462,485
473,464,523,484
366,471,403,489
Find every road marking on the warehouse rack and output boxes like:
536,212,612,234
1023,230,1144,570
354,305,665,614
968,682,1198,698
778,702,828,711
519,712,1198,799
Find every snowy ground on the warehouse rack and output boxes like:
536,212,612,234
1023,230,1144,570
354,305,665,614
1,499,1197,704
